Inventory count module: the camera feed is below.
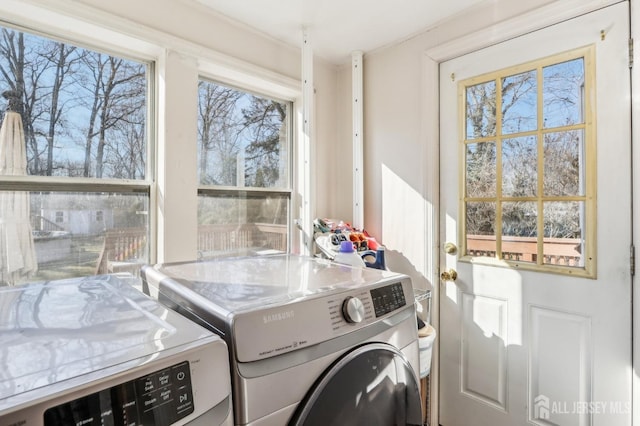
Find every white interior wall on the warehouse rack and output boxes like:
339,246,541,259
319,63,353,223
311,58,347,228
350,0,569,290
60,0,303,82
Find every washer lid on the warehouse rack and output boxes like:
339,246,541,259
148,254,406,313
0,274,214,402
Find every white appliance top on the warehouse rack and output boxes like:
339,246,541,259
147,254,405,314
0,273,214,403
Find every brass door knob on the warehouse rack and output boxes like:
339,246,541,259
444,242,458,255
440,268,458,282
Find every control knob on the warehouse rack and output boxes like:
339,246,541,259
342,296,365,323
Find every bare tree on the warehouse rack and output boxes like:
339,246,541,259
79,51,105,177
243,97,287,187
40,41,78,176
106,105,145,179
197,81,243,185
94,57,145,178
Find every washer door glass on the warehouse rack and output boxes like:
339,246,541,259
289,343,422,426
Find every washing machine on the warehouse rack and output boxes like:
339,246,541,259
0,273,233,426
141,254,423,425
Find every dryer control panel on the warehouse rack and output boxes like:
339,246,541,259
370,282,407,317
234,277,414,362
43,361,194,426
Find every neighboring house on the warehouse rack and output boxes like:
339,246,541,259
39,208,115,235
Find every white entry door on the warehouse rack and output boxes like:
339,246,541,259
439,3,631,426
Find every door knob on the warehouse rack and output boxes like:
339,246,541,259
444,242,458,255
440,268,458,282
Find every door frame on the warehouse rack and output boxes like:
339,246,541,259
631,0,640,422
422,1,633,425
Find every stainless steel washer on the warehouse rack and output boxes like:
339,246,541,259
141,254,422,425
0,273,233,426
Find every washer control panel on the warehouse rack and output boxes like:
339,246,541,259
43,361,194,426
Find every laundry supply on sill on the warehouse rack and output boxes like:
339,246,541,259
313,217,386,270
333,240,367,267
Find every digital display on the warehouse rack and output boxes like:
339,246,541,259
370,282,406,318
44,361,194,426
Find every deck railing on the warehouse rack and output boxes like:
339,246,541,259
466,234,582,266
197,223,287,255
96,223,287,274
31,215,64,232
95,227,148,274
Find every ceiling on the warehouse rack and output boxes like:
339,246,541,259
193,0,486,63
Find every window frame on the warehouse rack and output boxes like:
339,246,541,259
458,45,596,277
196,76,295,254
0,19,156,278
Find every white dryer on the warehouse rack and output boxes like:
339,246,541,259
0,273,233,426
141,254,423,425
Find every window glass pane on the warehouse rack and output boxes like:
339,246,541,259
198,194,288,258
502,201,537,263
543,130,584,196
197,80,290,189
543,58,585,129
543,201,583,267
501,70,537,135
466,81,496,139
0,26,148,179
465,201,496,258
466,142,496,198
0,191,149,286
502,136,537,197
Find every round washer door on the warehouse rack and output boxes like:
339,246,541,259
290,342,423,426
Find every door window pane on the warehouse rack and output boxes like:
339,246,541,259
543,58,585,128
501,70,537,135
543,130,585,197
466,202,496,258
502,136,537,197
543,201,584,267
502,201,537,263
466,81,497,139
466,142,496,198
